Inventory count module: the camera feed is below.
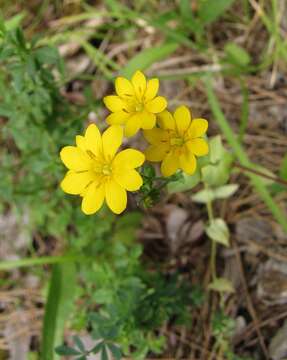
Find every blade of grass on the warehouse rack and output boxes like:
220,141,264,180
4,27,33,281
79,39,119,80
41,263,77,360
0,254,84,271
204,77,287,233
121,42,178,78
238,79,249,142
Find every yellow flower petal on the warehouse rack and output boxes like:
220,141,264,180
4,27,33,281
60,171,95,195
84,124,102,156
188,118,208,138
145,144,169,162
143,127,169,145
161,150,179,177
105,179,127,214
106,111,130,125
145,96,167,114
103,95,126,112
115,77,134,98
157,110,175,130
186,138,209,156
124,114,141,137
102,125,123,159
113,149,145,169
174,105,191,134
81,183,105,215
144,78,159,102
60,146,91,171
76,135,86,150
131,70,146,100
141,112,156,130
115,169,143,191
179,151,196,175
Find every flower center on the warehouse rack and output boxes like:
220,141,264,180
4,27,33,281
170,137,184,146
102,164,112,176
135,102,144,112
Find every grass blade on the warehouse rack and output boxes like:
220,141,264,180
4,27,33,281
0,255,84,271
121,42,178,78
41,263,77,360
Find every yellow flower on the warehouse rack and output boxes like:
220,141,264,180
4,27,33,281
144,106,209,177
103,70,167,137
60,124,145,215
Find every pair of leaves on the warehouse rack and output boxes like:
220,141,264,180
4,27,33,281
56,339,122,360
192,184,238,204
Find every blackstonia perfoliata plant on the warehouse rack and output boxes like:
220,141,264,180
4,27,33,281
60,70,209,215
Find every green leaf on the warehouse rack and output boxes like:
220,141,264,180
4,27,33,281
93,289,113,304
205,218,230,246
201,163,229,187
168,170,200,193
179,0,201,34
209,135,224,164
91,342,104,354
214,184,238,199
121,42,178,78
107,343,122,360
55,345,81,356
224,42,251,67
198,0,236,25
192,188,215,203
101,345,109,360
208,278,235,293
41,263,76,360
35,46,60,65
73,336,85,352
5,12,27,31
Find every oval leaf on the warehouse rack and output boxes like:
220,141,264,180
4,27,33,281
205,218,230,246
208,278,235,293
214,184,239,199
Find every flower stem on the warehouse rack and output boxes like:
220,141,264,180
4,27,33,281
205,184,217,280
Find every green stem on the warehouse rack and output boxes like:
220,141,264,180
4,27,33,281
205,184,217,280
204,77,287,233
0,254,85,271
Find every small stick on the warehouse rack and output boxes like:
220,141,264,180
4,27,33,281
234,162,287,186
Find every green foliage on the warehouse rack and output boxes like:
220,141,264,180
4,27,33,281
178,0,236,45
0,24,81,236
211,311,251,360
57,243,203,359
55,336,122,360
1,25,197,359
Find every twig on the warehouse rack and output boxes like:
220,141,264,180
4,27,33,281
233,239,269,358
234,162,287,186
